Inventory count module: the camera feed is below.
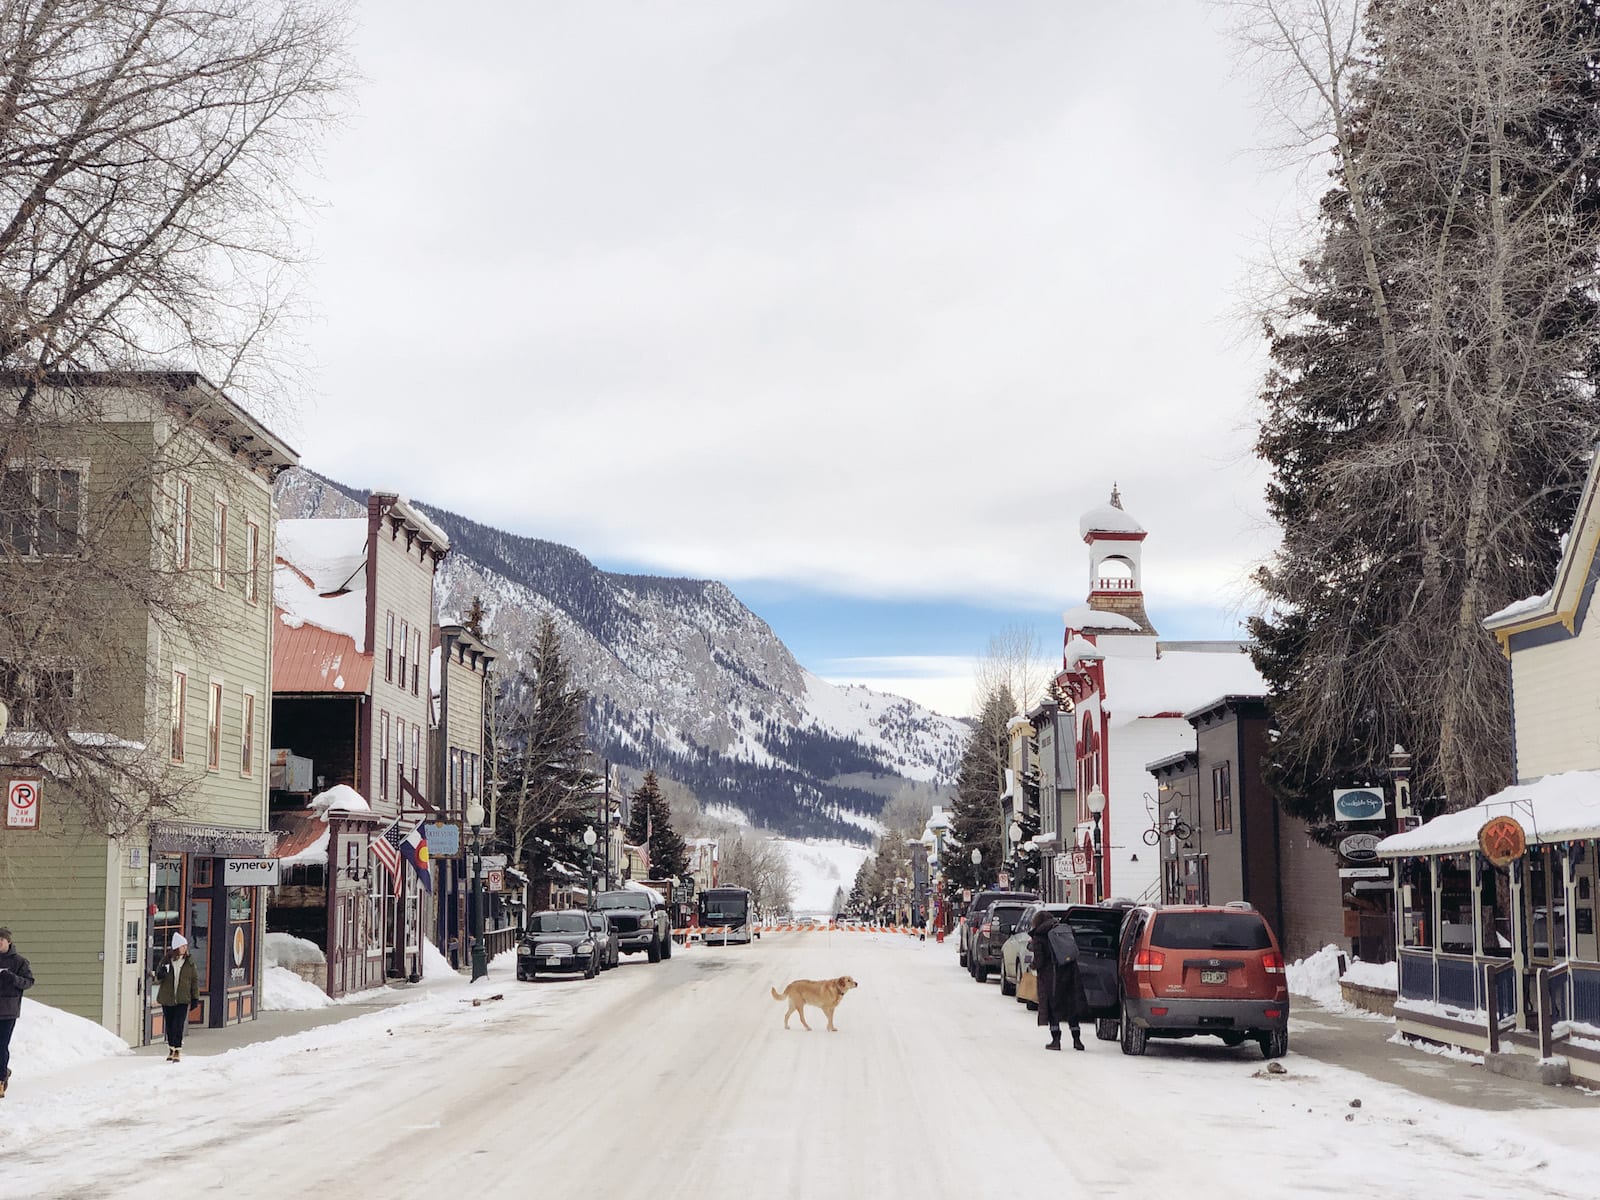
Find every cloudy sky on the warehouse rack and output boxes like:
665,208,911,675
291,1,1299,717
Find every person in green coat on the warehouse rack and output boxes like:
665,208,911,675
153,932,200,1062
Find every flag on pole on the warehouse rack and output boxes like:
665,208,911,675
402,822,432,892
370,818,406,895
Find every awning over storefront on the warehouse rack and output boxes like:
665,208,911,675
1377,769,1600,857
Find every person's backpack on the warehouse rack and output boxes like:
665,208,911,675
1046,924,1080,965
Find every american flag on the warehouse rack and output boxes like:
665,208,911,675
370,818,406,895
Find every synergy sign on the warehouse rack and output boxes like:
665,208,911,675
1333,788,1387,822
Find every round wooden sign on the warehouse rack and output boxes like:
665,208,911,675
1478,815,1527,867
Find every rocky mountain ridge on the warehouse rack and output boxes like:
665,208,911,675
274,469,965,841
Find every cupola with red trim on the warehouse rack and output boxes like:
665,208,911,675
1078,484,1156,635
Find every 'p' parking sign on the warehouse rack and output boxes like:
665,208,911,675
6,778,41,829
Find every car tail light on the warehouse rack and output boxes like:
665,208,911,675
980,923,991,935
1264,1008,1283,1018
1132,949,1165,973
1263,952,1285,975
1150,1006,1169,1016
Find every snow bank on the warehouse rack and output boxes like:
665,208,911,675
1286,944,1346,1009
265,932,325,968
11,998,130,1074
421,937,458,981
1344,959,1398,991
260,966,332,1011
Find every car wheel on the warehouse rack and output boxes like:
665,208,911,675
974,961,989,983
647,936,662,963
1259,1028,1288,1059
1220,1032,1246,1047
1000,967,1016,997
958,949,967,968
584,954,597,979
1095,1017,1120,1042
662,932,673,960
1120,1004,1147,1057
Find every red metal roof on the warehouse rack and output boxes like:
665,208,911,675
273,611,374,694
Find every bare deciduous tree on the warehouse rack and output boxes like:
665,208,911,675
972,623,1051,720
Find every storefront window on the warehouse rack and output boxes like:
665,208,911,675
1401,858,1435,948
189,898,211,991
1438,855,1474,955
152,855,185,966
1528,846,1567,961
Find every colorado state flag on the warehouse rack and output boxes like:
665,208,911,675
401,822,432,892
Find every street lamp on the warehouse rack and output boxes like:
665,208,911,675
971,846,983,889
1086,787,1107,903
583,825,598,905
466,799,487,981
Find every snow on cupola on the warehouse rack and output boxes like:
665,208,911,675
1074,485,1157,637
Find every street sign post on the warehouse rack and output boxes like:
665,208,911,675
6,778,41,829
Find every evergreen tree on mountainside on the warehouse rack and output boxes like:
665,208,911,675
1248,0,1600,831
498,615,600,880
625,770,690,881
944,686,1014,893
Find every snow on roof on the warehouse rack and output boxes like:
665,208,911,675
1377,770,1600,857
1005,715,1032,733
1097,644,1265,721
1065,635,1105,668
309,784,371,819
1,731,145,751
1079,494,1145,539
624,880,665,903
1483,589,1553,627
275,518,368,593
1063,604,1142,632
275,562,368,651
279,826,330,867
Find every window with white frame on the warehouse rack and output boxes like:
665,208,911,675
396,717,407,791
173,479,191,568
170,668,188,762
241,690,256,776
207,679,223,770
398,620,409,688
385,612,395,682
211,497,227,589
245,520,260,604
380,711,391,801
411,724,420,785
413,631,422,694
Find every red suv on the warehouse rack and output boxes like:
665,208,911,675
1117,903,1288,1059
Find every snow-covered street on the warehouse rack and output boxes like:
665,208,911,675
3,934,1596,1199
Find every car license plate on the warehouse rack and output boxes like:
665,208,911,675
1201,969,1228,985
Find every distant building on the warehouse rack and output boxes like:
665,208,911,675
431,622,497,968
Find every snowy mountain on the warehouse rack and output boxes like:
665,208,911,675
274,470,965,841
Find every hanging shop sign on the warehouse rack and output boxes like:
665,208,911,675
421,821,461,858
224,858,280,886
1333,788,1387,822
6,777,41,829
1339,866,1391,880
1338,833,1381,862
1478,815,1527,868
1053,855,1073,881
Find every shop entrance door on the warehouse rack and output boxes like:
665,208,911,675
1523,846,1567,1021
118,900,146,1045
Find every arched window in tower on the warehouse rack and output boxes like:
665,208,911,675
1079,713,1101,816
1095,555,1137,593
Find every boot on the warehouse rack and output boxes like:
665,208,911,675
1046,1031,1062,1051
0,1075,8,1099
172,1048,181,1063
1071,1030,1085,1052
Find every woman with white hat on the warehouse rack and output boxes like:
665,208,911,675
153,932,199,1062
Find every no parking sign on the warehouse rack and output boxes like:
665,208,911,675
6,778,41,829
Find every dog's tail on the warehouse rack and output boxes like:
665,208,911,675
770,986,785,1001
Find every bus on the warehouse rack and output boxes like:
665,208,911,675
697,887,755,945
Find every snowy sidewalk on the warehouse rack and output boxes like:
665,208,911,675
1290,1003,1596,1112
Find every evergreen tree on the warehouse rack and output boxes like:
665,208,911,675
498,614,600,880
625,770,690,881
944,686,1013,893
1247,0,1600,827
1009,803,1042,893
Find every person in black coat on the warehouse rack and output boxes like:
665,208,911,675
0,926,37,1097
1028,909,1089,1051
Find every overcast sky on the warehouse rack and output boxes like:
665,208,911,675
292,1,1299,717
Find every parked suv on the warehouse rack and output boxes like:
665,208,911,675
593,889,673,962
969,900,1030,982
1117,903,1289,1058
958,890,1038,969
517,910,603,980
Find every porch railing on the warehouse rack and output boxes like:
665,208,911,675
1485,960,1517,1055
1537,964,1572,1060
483,924,519,960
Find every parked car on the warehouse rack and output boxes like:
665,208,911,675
957,889,1038,969
1117,902,1289,1058
593,889,673,961
969,900,1030,982
517,910,602,980
586,909,621,969
1061,903,1134,1040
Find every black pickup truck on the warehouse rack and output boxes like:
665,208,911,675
593,888,673,962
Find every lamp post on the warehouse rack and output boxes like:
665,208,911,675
1008,820,1022,885
1086,787,1107,903
465,799,487,981
583,825,598,905
971,846,983,890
